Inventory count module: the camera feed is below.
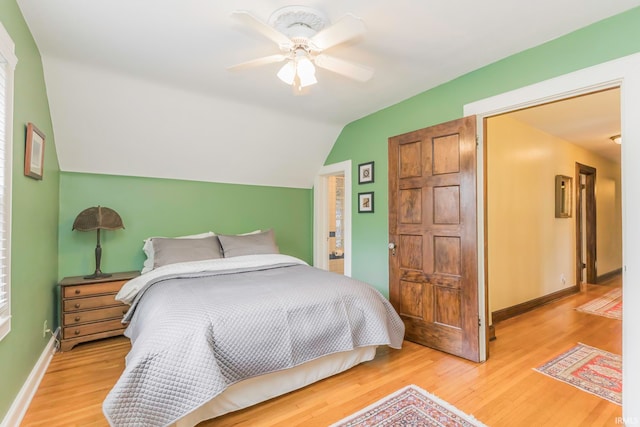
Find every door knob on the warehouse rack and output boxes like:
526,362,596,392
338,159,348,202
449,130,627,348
388,242,396,256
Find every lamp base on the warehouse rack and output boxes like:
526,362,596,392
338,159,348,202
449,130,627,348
83,272,112,280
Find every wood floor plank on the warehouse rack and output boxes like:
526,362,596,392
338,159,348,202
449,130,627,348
20,280,622,426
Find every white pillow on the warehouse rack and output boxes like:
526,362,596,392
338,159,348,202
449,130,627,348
141,231,214,274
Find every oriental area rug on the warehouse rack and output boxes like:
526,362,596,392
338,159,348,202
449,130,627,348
534,343,622,405
575,288,622,320
329,384,487,427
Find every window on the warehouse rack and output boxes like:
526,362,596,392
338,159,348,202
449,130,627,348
0,23,17,341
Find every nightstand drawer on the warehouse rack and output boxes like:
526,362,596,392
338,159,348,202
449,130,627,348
63,318,126,339
63,305,129,326
63,294,122,312
63,280,128,298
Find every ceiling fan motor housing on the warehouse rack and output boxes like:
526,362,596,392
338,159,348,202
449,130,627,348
268,6,328,41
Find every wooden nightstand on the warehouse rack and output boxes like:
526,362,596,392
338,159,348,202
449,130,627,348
59,271,139,351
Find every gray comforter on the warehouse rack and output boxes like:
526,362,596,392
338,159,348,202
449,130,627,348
103,255,404,427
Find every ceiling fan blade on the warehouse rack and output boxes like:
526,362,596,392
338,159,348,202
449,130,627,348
230,10,293,50
314,54,374,82
311,14,366,50
227,54,287,71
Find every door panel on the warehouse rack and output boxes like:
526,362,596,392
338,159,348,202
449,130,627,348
389,116,479,362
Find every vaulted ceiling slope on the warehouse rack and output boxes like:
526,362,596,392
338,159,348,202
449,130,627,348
17,1,639,188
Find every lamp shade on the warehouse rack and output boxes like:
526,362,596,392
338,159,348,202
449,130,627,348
72,206,124,279
296,57,317,88
277,61,296,85
72,206,124,232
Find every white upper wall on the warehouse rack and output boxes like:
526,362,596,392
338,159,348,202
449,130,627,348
43,56,341,188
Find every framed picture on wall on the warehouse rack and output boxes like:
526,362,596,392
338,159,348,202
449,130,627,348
358,161,374,184
358,192,374,213
555,174,572,218
24,122,46,180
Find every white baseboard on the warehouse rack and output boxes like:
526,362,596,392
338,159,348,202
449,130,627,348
1,327,60,427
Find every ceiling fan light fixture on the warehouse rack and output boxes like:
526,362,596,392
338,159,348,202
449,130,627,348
610,134,622,145
298,73,317,88
296,57,317,87
277,61,296,85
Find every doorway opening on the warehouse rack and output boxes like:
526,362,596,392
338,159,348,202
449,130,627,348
327,174,345,274
313,160,352,276
464,52,639,413
463,56,634,364
483,88,621,349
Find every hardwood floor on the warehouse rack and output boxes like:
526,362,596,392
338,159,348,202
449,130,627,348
20,279,622,427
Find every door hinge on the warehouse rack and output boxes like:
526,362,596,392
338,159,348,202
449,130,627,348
478,317,482,327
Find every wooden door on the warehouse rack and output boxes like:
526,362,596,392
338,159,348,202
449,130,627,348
388,116,480,362
575,163,597,284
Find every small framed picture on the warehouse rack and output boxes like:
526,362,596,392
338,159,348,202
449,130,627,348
358,161,374,184
358,192,374,213
25,123,46,180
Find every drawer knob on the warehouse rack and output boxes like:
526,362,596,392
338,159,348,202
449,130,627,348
122,309,127,314
74,303,81,309
74,330,80,335
75,289,81,295
74,316,81,322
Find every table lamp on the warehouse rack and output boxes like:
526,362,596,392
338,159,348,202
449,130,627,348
72,206,124,279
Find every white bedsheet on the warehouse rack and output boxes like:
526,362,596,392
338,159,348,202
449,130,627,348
172,346,377,427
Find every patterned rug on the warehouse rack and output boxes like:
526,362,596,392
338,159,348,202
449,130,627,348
329,384,487,427
575,288,622,320
534,343,621,405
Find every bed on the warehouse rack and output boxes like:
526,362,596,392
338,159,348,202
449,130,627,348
102,231,405,427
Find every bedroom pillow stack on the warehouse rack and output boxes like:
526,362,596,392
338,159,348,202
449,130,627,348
141,229,280,273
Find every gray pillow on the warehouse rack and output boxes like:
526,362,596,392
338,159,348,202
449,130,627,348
218,229,279,258
151,235,223,268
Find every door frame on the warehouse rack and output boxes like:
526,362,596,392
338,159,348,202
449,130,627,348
313,160,352,276
575,162,597,285
464,52,639,415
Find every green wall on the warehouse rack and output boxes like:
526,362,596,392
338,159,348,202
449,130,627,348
59,172,313,279
325,7,640,296
0,0,60,420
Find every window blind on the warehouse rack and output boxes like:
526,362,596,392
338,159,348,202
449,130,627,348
0,21,17,341
0,62,8,320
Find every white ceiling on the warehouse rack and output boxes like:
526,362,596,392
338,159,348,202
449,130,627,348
16,1,636,187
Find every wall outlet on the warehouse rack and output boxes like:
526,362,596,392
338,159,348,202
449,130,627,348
43,320,49,338
560,274,566,285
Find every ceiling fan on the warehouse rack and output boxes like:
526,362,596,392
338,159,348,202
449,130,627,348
228,6,374,94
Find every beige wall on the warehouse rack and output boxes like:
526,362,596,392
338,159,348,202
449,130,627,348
487,115,622,314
